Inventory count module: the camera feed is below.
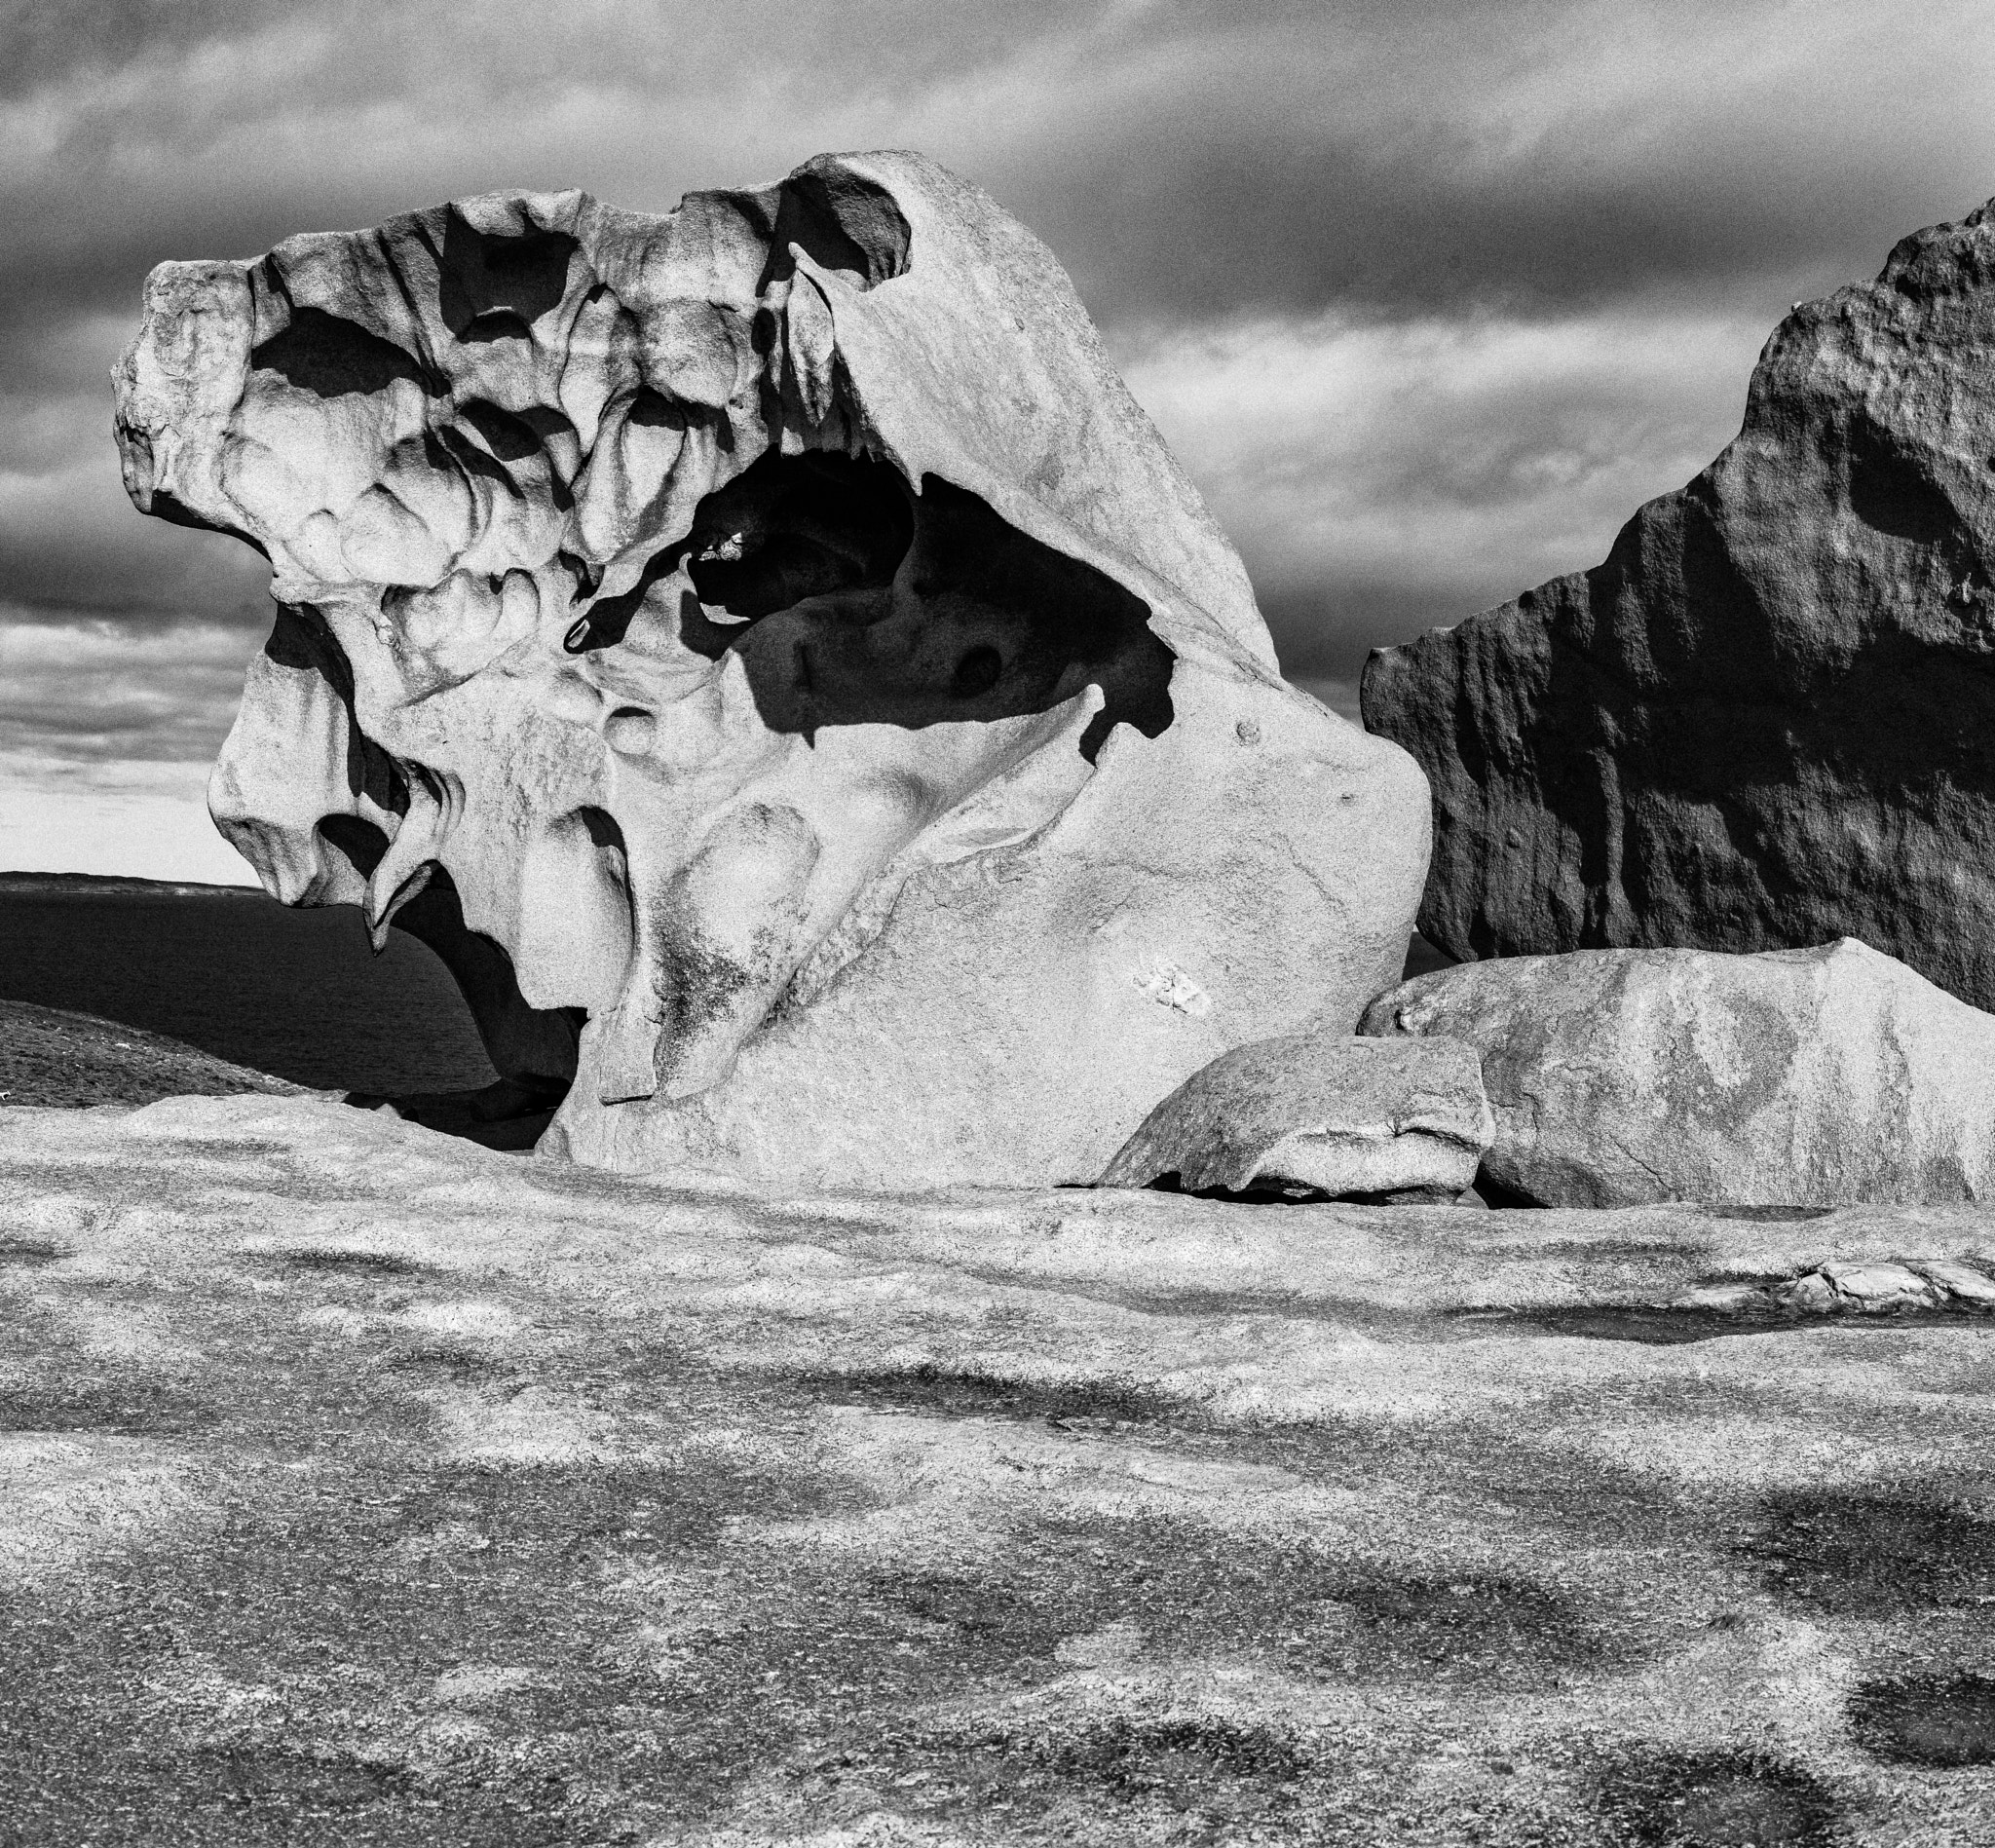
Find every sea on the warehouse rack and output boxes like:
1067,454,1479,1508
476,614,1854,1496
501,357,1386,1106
0,881,495,1096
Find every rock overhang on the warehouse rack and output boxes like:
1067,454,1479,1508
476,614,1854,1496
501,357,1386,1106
114,150,1432,1187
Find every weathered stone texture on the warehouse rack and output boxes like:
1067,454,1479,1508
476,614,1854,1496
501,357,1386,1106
1097,1033,1490,1201
1362,198,1995,1010
1361,937,1995,1208
7,1093,1995,1842
113,152,1429,1188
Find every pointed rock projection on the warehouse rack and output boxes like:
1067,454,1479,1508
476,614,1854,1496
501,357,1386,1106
1363,197,1995,1011
113,152,1429,1188
1097,1035,1492,1202
1360,938,1995,1208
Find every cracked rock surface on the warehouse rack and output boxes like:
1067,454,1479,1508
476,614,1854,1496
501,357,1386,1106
1362,937,1995,1209
112,150,1428,1189
5,1092,1995,1844
1362,195,1995,1012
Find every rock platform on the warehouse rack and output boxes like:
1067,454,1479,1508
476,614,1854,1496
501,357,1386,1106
5,1094,1995,1843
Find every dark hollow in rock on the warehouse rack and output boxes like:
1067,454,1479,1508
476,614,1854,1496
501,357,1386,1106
1848,1673,1995,1766
580,453,1178,764
1592,1749,1841,1847
249,304,434,400
434,209,582,339
1739,1490,1995,1614
677,450,915,622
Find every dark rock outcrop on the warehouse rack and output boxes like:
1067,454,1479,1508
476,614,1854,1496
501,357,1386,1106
1362,198,1995,1010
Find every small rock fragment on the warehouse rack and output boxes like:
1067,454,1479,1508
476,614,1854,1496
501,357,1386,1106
1098,1035,1492,1203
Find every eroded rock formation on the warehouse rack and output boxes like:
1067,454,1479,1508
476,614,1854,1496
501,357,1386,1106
115,151,1428,1187
1362,198,1995,1009
1361,938,1995,1208
1097,1035,1490,1202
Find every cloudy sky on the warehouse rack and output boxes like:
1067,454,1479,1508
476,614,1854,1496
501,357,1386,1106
4,0,1993,881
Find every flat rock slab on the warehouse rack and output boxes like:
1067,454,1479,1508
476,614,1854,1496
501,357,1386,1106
1098,1034,1491,1202
4,1096,1995,1844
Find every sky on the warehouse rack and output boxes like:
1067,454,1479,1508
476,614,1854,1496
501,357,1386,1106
3,0,1993,882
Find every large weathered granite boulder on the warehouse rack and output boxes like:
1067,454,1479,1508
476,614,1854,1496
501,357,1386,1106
1097,1034,1491,1202
8,1092,1995,1842
1361,937,1995,1208
1362,197,1995,1010
112,151,1428,1189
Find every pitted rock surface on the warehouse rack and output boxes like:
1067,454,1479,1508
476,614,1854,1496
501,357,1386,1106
1362,196,1995,1010
113,151,1428,1189
6,1093,1995,1843
1361,937,1995,1209
1096,1033,1491,1202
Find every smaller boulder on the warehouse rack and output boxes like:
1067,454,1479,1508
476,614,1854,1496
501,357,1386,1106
1097,1035,1493,1203
1358,938,1995,1207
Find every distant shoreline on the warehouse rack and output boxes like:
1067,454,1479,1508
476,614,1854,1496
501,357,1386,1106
0,870,264,899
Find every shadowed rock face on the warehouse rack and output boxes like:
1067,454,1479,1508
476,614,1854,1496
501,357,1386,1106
1362,196,1995,1010
114,150,1429,1188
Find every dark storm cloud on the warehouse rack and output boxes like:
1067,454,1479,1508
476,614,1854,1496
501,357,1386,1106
1,0,1991,746
5,0,1986,337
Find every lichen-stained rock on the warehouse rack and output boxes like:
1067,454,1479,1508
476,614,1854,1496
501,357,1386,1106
1361,197,1995,1010
8,1092,1995,1841
113,151,1429,1188
1097,1035,1491,1202
1360,937,1995,1208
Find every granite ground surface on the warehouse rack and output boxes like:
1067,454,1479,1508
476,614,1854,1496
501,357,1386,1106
3,1095,1994,1845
